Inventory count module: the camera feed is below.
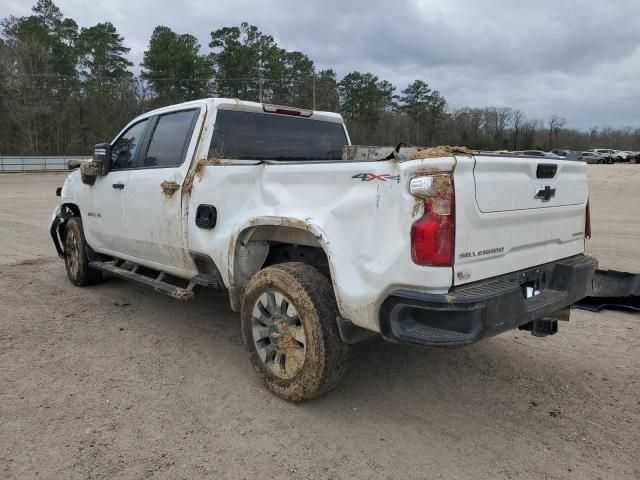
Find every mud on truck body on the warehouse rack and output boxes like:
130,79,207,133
50,98,598,401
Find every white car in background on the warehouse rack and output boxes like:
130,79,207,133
519,150,563,158
617,151,640,163
587,149,617,163
578,152,605,164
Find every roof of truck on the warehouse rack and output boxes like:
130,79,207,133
139,98,344,124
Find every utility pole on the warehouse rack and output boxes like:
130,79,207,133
258,51,265,103
312,69,316,110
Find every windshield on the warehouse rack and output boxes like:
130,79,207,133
209,110,347,161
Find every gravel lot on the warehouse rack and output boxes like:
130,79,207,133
1,165,638,480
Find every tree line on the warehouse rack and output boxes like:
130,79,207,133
1,0,638,156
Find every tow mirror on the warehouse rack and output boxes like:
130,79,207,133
92,143,112,175
80,143,112,185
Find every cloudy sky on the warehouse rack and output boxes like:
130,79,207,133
3,0,639,129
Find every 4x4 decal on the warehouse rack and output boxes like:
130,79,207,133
352,173,400,183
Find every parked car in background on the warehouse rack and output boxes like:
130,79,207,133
551,149,582,161
578,151,604,164
613,151,627,162
616,151,640,163
551,149,568,157
587,149,615,163
519,150,563,158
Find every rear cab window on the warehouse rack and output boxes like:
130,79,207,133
209,110,347,161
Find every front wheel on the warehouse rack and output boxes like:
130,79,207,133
241,262,348,401
63,217,103,286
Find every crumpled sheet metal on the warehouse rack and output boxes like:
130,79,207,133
410,146,475,160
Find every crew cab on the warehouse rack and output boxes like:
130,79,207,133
50,98,598,401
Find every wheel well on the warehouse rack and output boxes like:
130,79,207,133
61,203,80,218
55,203,104,262
263,242,331,278
229,225,332,312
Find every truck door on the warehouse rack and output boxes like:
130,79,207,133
124,108,201,273
84,118,151,255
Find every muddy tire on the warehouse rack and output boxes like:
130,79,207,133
240,262,348,401
63,217,102,286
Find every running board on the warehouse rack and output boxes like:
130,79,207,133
89,260,195,301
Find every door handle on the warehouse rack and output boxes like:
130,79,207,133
112,183,125,190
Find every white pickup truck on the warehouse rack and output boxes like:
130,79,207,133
50,98,598,401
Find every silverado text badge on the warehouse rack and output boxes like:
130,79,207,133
459,247,504,259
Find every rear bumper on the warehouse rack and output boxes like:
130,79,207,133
379,255,598,347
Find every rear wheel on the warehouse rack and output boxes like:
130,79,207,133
63,217,103,286
240,262,348,401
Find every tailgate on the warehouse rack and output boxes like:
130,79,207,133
453,155,588,286
474,156,587,212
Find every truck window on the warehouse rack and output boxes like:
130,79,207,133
141,109,198,168
209,110,347,161
111,119,150,170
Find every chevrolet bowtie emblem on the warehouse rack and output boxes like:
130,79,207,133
535,185,556,201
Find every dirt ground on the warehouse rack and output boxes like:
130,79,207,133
0,166,638,480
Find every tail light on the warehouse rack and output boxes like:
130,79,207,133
263,104,313,117
410,175,455,266
585,200,591,239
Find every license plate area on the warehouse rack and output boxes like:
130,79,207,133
521,280,542,299
517,267,550,300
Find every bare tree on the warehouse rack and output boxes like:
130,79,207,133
548,115,567,150
511,109,525,150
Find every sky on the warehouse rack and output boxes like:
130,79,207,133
2,0,639,129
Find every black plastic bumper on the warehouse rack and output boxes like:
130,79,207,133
379,255,598,347
50,209,66,257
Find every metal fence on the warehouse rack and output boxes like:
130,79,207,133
0,156,88,173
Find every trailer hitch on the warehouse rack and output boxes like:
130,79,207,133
573,269,640,312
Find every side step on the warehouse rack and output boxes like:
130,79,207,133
90,260,196,301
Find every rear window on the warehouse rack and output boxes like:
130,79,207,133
209,110,347,161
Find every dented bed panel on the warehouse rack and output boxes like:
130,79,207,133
187,156,456,332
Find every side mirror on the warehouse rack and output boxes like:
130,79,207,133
93,143,112,175
80,143,112,185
